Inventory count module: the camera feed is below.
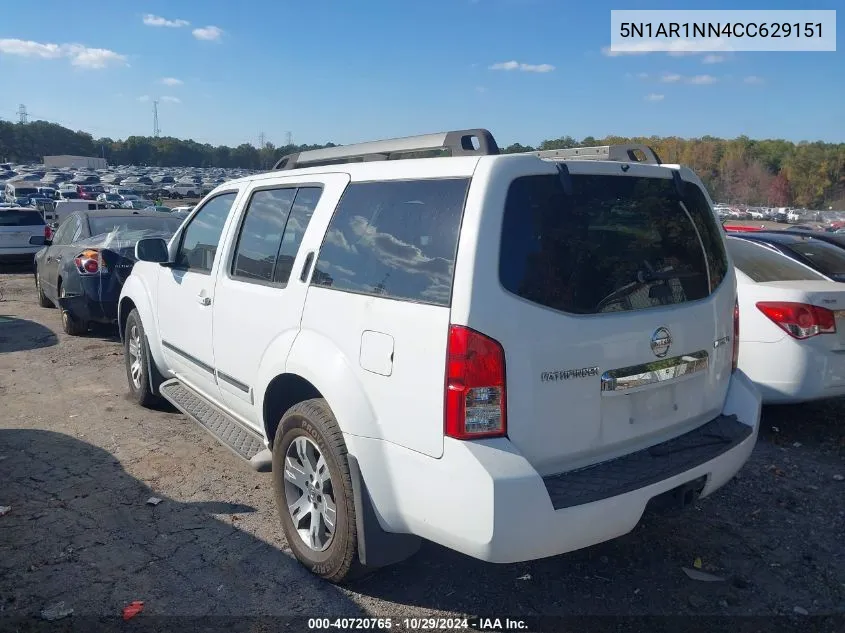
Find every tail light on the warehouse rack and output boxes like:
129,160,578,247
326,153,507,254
44,224,52,241
74,249,107,275
756,301,836,340
445,325,507,440
732,299,740,372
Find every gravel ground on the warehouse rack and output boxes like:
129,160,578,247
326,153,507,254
0,266,843,629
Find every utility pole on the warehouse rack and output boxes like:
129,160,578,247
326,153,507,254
17,104,28,124
285,131,293,147
153,101,161,138
258,131,266,148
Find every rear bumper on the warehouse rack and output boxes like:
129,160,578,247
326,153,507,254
348,369,761,563
58,294,118,324
740,339,845,404
0,247,39,261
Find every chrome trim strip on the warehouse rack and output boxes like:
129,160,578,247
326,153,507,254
162,340,214,375
601,350,709,394
217,370,250,394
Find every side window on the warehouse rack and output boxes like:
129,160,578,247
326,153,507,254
231,188,296,283
312,178,469,306
273,187,321,284
176,192,237,273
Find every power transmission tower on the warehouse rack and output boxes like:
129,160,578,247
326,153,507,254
258,131,266,148
285,131,293,147
153,101,161,137
17,104,28,124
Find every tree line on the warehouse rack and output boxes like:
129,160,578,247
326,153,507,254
1,120,843,209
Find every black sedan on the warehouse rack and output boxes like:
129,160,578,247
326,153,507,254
727,230,845,282
34,209,182,335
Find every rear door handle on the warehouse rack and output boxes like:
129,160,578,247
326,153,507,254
300,251,315,282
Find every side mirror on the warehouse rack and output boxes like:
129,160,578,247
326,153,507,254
135,237,170,264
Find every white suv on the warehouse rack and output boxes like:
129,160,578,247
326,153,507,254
118,129,761,583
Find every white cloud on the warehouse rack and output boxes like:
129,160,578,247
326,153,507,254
744,75,765,85
602,38,731,57
192,26,224,41
161,77,183,86
660,73,682,83
688,74,717,85
138,95,150,102
0,38,127,69
143,14,190,28
645,93,665,102
637,72,649,79
702,54,726,64
601,46,648,57
160,96,181,103
489,60,554,73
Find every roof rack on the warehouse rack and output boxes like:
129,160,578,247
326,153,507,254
528,144,662,165
272,128,499,170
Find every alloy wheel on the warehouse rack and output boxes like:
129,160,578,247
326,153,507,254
283,436,337,552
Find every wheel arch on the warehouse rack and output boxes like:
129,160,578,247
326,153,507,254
118,274,165,372
257,328,379,445
117,296,136,343
262,373,323,448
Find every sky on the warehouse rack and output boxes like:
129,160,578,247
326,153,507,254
0,0,842,148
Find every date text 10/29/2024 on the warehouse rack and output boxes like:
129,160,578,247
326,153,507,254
307,617,529,630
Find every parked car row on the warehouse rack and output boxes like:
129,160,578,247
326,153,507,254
0,162,255,205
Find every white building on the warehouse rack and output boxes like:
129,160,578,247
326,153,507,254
43,155,108,170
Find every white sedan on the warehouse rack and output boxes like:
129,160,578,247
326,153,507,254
728,236,845,404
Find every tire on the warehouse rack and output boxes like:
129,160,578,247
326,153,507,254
272,398,360,583
58,283,88,336
124,308,164,408
35,271,53,308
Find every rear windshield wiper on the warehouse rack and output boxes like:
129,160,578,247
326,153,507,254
596,268,703,311
636,269,701,283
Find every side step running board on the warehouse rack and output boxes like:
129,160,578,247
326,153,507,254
159,378,272,472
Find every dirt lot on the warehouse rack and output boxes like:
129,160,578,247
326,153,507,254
0,266,843,628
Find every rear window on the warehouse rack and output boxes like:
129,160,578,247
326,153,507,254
789,240,845,277
89,215,183,236
499,174,728,315
0,210,45,226
312,178,469,306
727,238,826,282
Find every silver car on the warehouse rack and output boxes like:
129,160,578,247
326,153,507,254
0,207,48,263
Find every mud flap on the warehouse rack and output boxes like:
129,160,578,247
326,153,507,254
347,455,421,568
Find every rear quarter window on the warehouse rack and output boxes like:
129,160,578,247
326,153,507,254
499,173,728,315
312,178,469,306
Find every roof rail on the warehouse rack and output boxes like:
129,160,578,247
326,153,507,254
528,144,662,165
272,128,499,170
